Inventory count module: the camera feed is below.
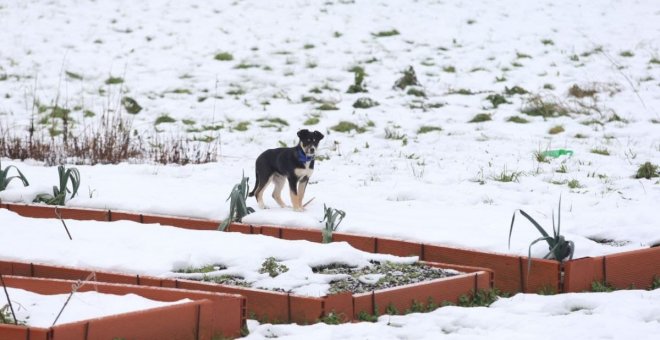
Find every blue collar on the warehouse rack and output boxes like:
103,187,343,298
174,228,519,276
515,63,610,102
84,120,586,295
297,146,314,163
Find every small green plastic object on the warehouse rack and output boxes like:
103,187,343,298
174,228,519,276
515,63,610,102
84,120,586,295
542,149,574,158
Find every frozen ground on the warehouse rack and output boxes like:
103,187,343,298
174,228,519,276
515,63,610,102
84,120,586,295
1,0,660,338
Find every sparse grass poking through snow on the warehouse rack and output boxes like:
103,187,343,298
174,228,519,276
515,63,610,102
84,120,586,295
619,50,634,57
331,121,363,133
104,76,124,85
406,87,426,97
233,121,250,131
492,167,522,183
541,39,554,46
507,116,529,124
516,52,532,59
568,84,597,98
384,128,406,140
303,117,320,126
317,102,339,111
442,65,456,73
214,52,234,61
154,114,176,125
393,66,420,90
534,151,549,163
591,281,615,292
548,125,564,134
469,113,492,123
522,95,568,118
372,29,400,37
590,148,610,156
353,97,378,109
567,179,581,189
346,67,367,93
417,125,442,134
650,58,660,65
486,94,509,108
635,162,659,179
121,97,142,114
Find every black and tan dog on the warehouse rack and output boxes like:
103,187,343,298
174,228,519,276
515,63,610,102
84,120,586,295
248,129,324,211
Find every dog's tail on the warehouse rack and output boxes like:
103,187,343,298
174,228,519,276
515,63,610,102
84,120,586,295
248,170,258,197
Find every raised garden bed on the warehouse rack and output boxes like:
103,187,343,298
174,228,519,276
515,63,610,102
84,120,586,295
2,203,659,295
0,275,246,340
1,259,491,324
0,209,493,324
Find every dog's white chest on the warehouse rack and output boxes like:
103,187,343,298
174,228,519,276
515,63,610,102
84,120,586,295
294,161,314,179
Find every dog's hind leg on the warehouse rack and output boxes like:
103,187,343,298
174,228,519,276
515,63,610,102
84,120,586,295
255,173,273,209
271,175,287,208
248,170,259,197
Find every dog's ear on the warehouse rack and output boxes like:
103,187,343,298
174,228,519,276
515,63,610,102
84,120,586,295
297,129,311,139
313,130,324,141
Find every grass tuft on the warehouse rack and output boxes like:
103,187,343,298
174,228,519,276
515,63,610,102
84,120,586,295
486,94,509,108
417,125,442,134
568,84,597,98
548,125,565,134
372,29,400,37
522,95,568,118
469,113,492,123
214,52,234,61
507,116,529,124
590,148,610,156
353,97,379,109
331,121,362,133
635,162,659,179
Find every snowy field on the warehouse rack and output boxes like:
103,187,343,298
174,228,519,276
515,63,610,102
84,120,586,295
1,0,659,338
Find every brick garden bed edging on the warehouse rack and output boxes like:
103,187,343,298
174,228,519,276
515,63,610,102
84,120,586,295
2,203,659,294
0,259,491,324
0,275,246,340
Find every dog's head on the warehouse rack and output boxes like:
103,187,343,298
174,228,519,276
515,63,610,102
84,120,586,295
297,129,324,156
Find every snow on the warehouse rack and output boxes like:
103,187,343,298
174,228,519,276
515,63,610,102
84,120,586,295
0,209,416,297
1,0,660,338
1,287,190,328
243,290,660,340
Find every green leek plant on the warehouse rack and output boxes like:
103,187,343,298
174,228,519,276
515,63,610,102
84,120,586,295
509,196,575,272
0,160,29,191
33,165,80,205
321,204,346,243
218,172,255,231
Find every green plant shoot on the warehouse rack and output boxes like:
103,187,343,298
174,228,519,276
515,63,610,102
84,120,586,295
509,196,575,275
322,204,346,243
33,165,80,205
0,160,30,191
218,172,255,231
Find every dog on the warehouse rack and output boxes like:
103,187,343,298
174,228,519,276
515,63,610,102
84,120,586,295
248,129,324,211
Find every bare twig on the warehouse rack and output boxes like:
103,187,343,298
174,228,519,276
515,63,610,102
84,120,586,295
54,206,73,240
0,274,18,325
51,272,96,326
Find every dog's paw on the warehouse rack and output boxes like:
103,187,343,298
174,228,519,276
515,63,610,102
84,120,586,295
293,206,305,212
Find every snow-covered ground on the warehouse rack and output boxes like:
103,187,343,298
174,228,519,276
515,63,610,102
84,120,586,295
244,289,660,340
1,0,660,338
1,287,189,327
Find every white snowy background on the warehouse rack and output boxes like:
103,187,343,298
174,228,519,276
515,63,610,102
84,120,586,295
1,0,659,338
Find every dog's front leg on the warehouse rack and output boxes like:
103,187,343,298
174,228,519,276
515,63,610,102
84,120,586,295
296,177,309,211
287,175,303,212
